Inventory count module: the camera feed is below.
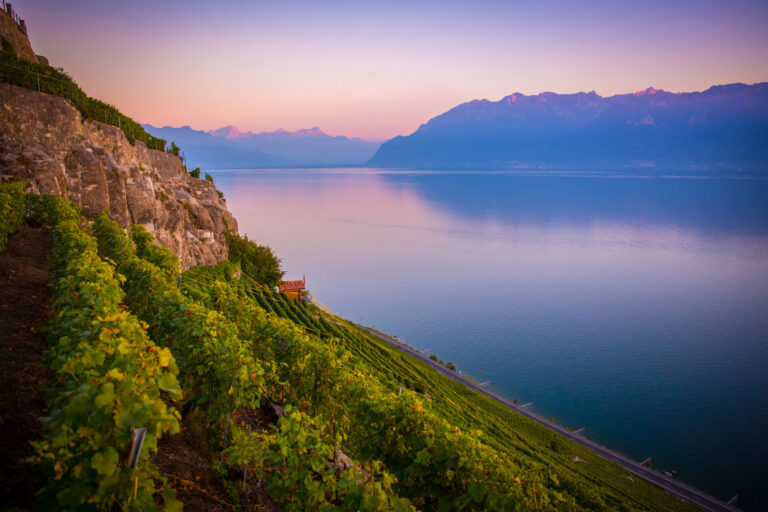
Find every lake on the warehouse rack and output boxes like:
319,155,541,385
210,169,768,510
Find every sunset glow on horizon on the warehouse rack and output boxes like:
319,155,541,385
18,0,768,141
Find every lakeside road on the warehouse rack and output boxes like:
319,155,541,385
360,327,740,512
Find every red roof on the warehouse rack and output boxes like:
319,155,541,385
279,279,305,292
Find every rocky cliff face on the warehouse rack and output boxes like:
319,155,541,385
0,7,45,64
0,83,238,269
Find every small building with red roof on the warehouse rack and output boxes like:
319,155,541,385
279,276,306,301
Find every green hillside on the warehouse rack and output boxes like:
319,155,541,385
181,261,701,512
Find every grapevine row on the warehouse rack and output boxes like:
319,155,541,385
178,265,552,511
0,180,26,251
34,197,183,511
95,214,417,510
92,213,265,421
226,407,416,512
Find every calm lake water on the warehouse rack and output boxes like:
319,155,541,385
211,169,768,510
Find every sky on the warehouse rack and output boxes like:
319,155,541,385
17,0,768,141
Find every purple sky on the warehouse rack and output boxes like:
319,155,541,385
16,0,768,140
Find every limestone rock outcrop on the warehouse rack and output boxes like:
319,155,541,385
0,6,44,64
0,83,238,269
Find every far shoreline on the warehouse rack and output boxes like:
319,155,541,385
206,166,768,180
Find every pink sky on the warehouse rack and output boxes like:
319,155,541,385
16,0,768,141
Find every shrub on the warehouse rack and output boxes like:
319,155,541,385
226,233,284,288
0,180,26,251
24,192,50,227
130,224,179,284
166,141,180,156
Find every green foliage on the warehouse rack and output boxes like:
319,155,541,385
77,202,699,512
343,374,532,511
24,192,51,227
181,261,241,304
130,224,179,284
188,167,201,179
166,141,180,156
0,180,25,252
177,274,535,510
226,233,284,288
46,195,83,225
93,211,134,264
204,172,213,183
1,36,15,54
93,212,265,420
34,198,182,511
227,408,415,511
177,266,700,512
0,48,167,150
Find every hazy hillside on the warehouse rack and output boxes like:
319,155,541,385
143,124,282,169
145,124,380,169
368,83,768,173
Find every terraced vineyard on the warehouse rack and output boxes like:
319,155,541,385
0,187,704,511
181,263,701,512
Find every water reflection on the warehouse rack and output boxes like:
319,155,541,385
380,172,768,235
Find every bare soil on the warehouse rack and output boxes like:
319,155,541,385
154,408,236,512
0,226,52,510
153,405,282,512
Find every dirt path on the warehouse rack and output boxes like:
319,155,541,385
154,417,236,512
153,406,282,512
0,226,52,509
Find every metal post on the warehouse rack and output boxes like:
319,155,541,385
127,428,147,468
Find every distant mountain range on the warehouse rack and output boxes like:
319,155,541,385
143,124,380,169
368,83,768,173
